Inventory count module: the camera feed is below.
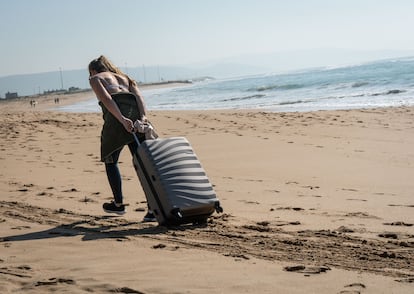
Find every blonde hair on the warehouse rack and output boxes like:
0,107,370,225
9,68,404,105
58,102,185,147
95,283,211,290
88,55,136,86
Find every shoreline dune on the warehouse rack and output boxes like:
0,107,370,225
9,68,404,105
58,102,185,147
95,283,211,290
0,91,413,293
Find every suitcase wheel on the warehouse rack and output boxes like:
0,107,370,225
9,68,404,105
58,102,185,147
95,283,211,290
171,208,183,220
215,201,224,213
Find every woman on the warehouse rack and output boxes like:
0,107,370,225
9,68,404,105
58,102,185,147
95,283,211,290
88,55,155,222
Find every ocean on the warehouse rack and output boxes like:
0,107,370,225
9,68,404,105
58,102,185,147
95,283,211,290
57,56,414,113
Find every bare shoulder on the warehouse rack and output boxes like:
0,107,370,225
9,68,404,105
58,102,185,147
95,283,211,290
90,72,118,87
113,73,129,84
90,72,111,80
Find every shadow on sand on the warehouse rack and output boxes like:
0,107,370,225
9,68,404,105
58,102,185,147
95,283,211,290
1,215,207,242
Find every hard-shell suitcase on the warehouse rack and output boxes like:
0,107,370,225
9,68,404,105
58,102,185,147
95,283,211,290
132,134,223,226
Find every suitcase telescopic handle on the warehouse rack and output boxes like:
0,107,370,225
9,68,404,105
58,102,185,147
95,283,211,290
131,132,141,147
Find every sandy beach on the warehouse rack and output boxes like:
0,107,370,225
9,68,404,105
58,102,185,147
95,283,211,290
0,91,413,293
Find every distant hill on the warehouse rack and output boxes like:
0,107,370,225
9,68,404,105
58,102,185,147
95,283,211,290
4,48,412,98
0,69,90,98
0,63,268,98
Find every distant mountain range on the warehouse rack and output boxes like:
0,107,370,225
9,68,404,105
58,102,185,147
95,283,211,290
0,63,268,98
2,49,414,98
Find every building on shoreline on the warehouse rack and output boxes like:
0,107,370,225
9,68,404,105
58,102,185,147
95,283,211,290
5,92,18,99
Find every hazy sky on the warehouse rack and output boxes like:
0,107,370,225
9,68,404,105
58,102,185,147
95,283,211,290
1,0,414,76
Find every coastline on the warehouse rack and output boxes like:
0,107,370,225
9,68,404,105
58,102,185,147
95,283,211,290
0,81,191,112
0,91,413,293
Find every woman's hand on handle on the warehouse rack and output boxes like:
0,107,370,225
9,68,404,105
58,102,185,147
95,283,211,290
121,116,134,133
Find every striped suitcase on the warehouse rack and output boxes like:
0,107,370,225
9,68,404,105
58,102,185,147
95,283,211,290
132,135,223,226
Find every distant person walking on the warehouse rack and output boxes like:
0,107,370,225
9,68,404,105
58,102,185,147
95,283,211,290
88,55,156,222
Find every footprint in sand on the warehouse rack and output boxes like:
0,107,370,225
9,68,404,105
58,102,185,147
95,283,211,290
346,198,367,202
378,232,399,239
35,277,75,286
277,206,305,211
388,204,414,208
383,221,413,227
17,183,35,192
338,282,366,294
284,265,331,275
344,212,379,219
11,225,31,230
112,287,145,294
63,188,79,192
0,265,32,278
395,277,414,283
152,243,167,249
79,196,97,203
342,188,359,192
37,191,53,196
